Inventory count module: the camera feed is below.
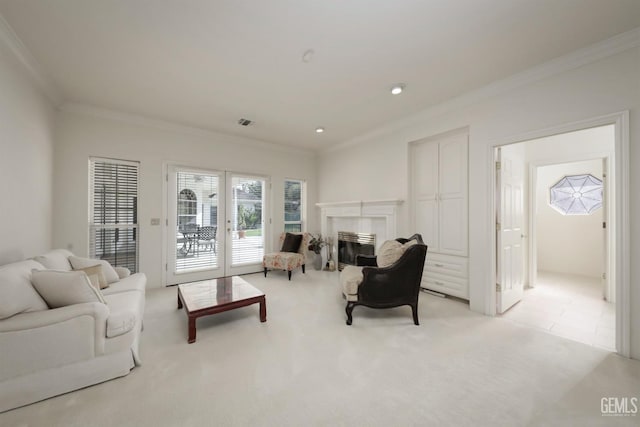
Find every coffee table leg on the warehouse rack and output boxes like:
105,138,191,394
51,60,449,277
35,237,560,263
188,316,196,343
259,297,267,322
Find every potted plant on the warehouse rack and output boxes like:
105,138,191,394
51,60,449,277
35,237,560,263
308,234,326,270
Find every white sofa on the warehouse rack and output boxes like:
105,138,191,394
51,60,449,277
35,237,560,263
0,249,146,412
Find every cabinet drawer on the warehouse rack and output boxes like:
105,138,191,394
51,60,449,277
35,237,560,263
421,274,469,299
424,253,468,279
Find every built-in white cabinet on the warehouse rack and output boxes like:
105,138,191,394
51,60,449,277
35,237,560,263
410,130,469,299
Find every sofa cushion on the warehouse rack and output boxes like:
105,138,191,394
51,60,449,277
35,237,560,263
68,256,120,284
33,249,74,271
101,273,146,296
114,266,131,279
31,270,106,308
0,260,48,319
377,240,404,268
73,264,108,289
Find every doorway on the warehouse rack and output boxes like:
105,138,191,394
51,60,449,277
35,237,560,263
495,124,616,351
166,166,268,285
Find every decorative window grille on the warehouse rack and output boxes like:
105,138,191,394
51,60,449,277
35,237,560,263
89,158,139,272
549,173,603,215
284,179,304,232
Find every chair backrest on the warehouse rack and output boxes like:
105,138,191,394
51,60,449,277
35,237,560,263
198,225,216,240
180,222,198,234
278,232,310,261
359,233,427,302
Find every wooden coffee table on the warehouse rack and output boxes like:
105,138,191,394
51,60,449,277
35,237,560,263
177,276,266,343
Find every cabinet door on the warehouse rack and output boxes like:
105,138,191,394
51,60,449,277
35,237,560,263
411,140,439,252
438,134,468,256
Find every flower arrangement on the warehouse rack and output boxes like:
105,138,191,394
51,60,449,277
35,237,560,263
307,233,326,254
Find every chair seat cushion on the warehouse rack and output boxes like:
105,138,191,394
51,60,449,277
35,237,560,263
340,266,364,301
263,252,304,271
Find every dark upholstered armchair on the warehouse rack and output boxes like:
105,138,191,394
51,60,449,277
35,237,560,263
340,234,427,325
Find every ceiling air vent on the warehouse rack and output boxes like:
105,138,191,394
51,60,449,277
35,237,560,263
238,118,253,126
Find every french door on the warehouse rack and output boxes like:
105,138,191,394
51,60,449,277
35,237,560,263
166,166,268,285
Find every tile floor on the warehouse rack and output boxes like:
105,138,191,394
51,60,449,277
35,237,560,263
500,271,615,351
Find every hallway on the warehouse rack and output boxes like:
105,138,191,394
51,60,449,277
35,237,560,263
500,271,615,351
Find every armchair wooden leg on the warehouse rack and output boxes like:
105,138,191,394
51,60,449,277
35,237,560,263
288,270,292,280
302,264,305,274
345,302,355,325
263,267,267,278
411,303,419,325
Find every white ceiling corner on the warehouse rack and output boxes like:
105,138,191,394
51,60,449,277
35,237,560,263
0,13,62,105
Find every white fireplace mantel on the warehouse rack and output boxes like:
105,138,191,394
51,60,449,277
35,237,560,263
316,199,404,251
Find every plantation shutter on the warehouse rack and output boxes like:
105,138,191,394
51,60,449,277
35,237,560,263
89,158,139,273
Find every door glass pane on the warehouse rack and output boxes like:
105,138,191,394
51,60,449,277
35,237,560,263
231,176,264,265
175,171,219,273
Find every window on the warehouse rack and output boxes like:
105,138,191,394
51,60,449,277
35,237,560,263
89,158,139,272
177,188,197,229
549,173,603,215
284,179,304,232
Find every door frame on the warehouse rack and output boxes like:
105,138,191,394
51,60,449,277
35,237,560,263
162,163,271,285
488,111,630,357
224,171,270,277
164,164,227,285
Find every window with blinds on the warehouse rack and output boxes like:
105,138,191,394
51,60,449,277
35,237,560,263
89,158,139,273
284,179,304,232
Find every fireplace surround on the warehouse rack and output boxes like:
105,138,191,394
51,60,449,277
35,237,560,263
317,200,403,267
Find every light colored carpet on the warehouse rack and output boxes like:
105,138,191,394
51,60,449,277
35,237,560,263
2,270,639,426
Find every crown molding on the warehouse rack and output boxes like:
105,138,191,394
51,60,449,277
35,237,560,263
60,102,317,156
0,13,63,105
325,26,640,153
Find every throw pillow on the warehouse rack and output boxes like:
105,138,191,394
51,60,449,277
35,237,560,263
403,239,419,251
73,264,108,289
68,256,120,284
31,270,106,308
280,233,303,253
377,240,404,268
0,260,48,320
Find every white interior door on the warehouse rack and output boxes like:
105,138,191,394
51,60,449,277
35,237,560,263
224,173,268,276
496,145,526,313
167,166,225,285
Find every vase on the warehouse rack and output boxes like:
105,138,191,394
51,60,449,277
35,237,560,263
313,252,323,270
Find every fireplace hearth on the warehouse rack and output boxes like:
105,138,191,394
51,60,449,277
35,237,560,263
337,231,376,271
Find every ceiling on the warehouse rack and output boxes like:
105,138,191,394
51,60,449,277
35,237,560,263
1,1,639,152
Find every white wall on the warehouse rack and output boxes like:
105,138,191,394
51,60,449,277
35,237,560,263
53,109,317,288
0,40,55,264
318,45,640,358
536,160,603,278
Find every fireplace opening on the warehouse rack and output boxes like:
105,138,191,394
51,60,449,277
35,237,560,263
337,231,376,271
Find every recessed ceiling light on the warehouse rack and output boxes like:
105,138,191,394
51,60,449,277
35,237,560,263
390,84,406,95
315,127,325,133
